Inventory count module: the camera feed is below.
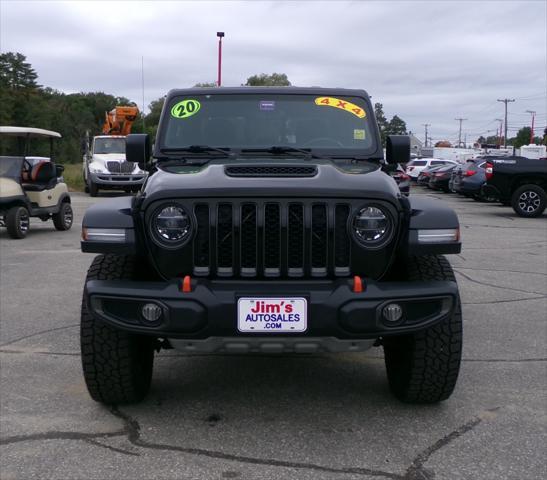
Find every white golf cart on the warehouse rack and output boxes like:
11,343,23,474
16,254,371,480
0,126,73,239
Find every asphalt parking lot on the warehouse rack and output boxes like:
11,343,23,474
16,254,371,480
1,189,545,480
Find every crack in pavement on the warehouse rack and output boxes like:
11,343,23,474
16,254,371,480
0,429,127,446
0,397,503,480
455,266,547,277
463,295,547,305
454,269,546,296
0,324,79,348
108,406,400,479
84,438,140,457
402,407,500,480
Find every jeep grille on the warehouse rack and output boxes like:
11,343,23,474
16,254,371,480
192,200,351,278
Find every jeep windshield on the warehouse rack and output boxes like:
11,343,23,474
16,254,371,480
159,93,376,158
94,138,125,154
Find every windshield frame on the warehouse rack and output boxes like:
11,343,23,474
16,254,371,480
154,88,382,161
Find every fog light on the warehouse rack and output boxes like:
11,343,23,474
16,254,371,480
141,303,162,322
383,303,403,323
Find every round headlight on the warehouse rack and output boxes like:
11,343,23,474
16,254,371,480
352,206,393,249
151,205,192,248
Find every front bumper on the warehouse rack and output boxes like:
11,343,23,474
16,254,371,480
85,277,458,341
89,172,147,187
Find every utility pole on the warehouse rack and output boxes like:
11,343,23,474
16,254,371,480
495,118,503,147
525,110,536,144
422,123,430,147
455,118,467,147
497,98,515,147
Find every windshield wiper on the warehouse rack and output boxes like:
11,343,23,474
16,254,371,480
241,146,325,159
160,145,234,157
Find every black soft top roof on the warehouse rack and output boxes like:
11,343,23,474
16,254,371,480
166,86,370,99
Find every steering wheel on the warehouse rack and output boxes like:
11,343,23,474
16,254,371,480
303,137,344,147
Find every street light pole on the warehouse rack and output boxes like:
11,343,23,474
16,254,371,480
217,32,225,87
525,110,536,144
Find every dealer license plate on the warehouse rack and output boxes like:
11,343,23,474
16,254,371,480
237,297,307,333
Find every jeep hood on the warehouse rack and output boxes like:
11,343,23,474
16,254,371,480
141,159,401,208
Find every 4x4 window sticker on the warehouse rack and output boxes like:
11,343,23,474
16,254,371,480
314,97,367,119
171,99,201,119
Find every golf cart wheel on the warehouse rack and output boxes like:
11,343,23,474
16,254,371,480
511,184,546,218
6,206,30,239
53,202,74,231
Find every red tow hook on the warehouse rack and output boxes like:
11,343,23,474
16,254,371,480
353,276,365,293
180,275,192,293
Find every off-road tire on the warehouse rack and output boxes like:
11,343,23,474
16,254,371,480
383,255,462,403
6,206,30,239
52,202,73,231
88,179,99,197
511,184,546,218
81,254,154,404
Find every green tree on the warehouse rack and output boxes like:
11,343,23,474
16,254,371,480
507,127,542,148
0,52,39,89
194,82,217,87
244,73,291,86
374,103,388,145
385,115,407,136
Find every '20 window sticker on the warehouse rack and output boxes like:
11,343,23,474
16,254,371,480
171,99,201,119
314,97,366,118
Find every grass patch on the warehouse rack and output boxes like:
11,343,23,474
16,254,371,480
62,163,85,192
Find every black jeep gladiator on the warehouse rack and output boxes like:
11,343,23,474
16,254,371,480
80,87,462,405
483,157,547,217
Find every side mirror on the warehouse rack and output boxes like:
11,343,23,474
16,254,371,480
126,134,151,171
55,164,65,176
386,135,410,165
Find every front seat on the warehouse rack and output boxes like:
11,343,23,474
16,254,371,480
22,161,57,191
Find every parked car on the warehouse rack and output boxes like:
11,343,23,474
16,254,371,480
80,86,462,405
388,164,410,195
429,164,457,192
406,158,457,180
416,164,446,187
452,159,487,199
0,127,73,239
482,156,547,217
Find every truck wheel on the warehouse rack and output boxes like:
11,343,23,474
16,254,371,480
511,184,546,218
81,254,155,404
53,202,73,231
88,180,99,197
383,255,462,403
6,206,30,239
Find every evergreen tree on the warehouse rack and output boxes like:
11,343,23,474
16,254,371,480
244,73,291,86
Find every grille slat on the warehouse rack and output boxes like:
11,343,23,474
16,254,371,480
193,201,351,278
106,161,134,173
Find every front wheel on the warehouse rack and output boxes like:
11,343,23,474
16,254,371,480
511,184,546,218
6,206,30,239
53,202,73,231
88,179,99,197
383,255,462,403
81,255,155,404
